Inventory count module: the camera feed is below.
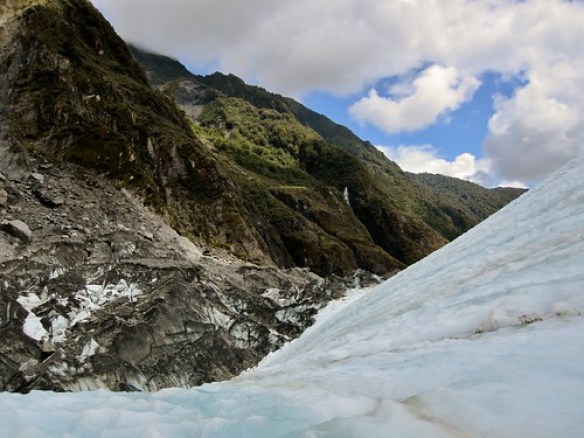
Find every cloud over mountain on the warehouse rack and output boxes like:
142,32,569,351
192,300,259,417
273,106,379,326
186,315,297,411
484,62,584,183
91,0,584,184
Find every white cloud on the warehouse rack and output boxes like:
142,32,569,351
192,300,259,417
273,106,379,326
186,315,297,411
90,0,584,183
483,62,584,182
378,144,489,184
349,65,480,133
91,0,584,95
498,180,528,189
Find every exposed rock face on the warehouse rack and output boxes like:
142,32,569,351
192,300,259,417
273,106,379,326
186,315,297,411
0,160,384,392
1,0,272,269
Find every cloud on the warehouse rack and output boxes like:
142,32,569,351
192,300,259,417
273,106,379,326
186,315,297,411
482,62,584,182
90,0,584,182
91,0,584,95
91,0,277,70
498,180,528,189
378,144,489,184
349,65,480,133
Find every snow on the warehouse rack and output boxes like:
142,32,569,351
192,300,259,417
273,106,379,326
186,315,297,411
262,288,296,307
2,158,584,437
49,315,69,344
77,339,100,363
20,311,48,342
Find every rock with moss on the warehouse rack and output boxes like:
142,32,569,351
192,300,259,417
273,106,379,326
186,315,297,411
2,0,269,266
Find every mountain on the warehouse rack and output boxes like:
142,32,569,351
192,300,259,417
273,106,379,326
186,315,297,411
0,0,522,392
132,45,525,259
2,0,427,279
1,154,582,436
1,0,271,264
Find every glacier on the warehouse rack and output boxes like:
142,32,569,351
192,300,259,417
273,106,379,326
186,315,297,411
1,157,583,437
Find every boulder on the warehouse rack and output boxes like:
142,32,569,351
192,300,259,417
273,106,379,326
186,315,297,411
34,189,64,208
0,220,32,242
30,173,44,184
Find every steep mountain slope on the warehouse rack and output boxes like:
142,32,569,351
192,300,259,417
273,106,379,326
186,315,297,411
1,0,271,264
132,47,450,272
195,96,421,270
132,46,524,249
2,156,581,436
194,72,527,241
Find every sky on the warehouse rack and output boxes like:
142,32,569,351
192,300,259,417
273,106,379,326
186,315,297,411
90,0,584,188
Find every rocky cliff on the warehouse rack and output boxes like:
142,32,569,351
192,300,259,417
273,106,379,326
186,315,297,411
0,158,380,391
1,0,270,266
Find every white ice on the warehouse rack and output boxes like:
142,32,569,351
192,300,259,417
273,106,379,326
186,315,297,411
16,294,49,342
16,280,142,346
69,280,142,327
1,158,583,437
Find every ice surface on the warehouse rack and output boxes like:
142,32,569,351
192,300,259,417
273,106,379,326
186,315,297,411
1,158,583,437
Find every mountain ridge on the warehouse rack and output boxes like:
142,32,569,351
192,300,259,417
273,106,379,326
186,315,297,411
131,44,524,247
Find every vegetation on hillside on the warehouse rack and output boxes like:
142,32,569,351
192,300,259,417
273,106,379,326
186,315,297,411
182,69,521,241
192,97,405,274
133,45,526,271
410,172,527,220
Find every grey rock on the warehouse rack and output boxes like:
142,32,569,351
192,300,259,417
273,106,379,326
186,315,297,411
0,188,7,207
0,219,32,242
30,173,44,184
34,189,64,208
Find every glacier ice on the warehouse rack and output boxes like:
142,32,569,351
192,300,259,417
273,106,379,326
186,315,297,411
1,158,583,437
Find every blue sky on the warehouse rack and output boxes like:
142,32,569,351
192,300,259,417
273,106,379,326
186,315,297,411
303,72,500,158
92,0,584,188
